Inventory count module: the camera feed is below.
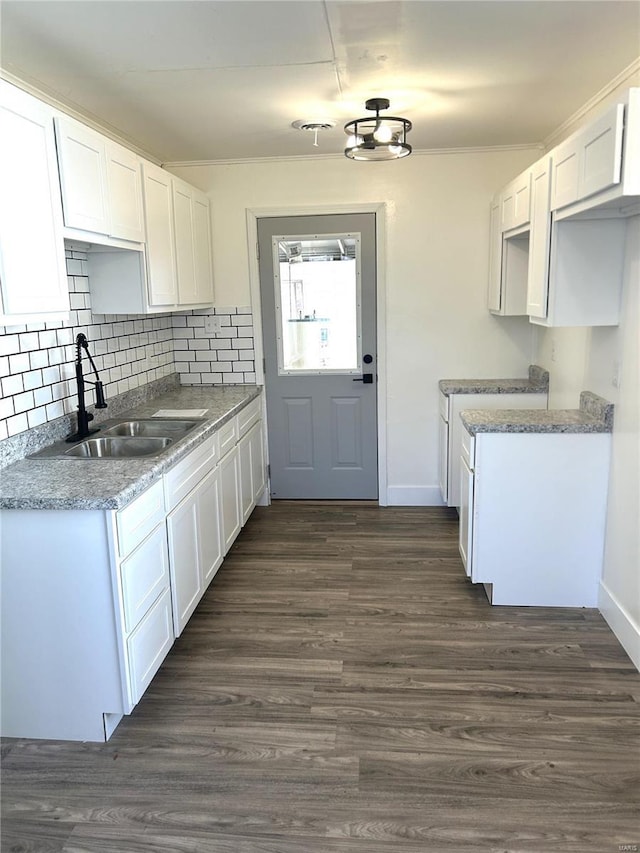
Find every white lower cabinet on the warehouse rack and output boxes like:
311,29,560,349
239,420,266,524
167,488,203,635
167,465,223,636
220,445,241,554
458,426,611,607
439,389,547,508
127,588,174,705
0,394,264,742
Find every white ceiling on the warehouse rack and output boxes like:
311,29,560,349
1,0,639,163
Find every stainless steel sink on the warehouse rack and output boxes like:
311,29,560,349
101,418,201,439
64,436,173,458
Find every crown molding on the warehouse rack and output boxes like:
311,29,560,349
163,143,541,169
543,56,640,149
0,68,162,165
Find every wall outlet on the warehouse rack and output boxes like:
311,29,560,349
205,315,223,335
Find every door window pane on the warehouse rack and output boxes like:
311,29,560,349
273,234,361,374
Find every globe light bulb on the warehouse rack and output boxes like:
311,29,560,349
373,123,393,143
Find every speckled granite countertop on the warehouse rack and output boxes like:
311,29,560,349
0,385,261,511
460,391,613,435
439,364,549,396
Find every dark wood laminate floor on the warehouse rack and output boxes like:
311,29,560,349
2,503,639,853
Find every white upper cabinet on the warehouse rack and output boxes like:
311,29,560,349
489,87,638,328
87,163,214,314
172,177,214,306
0,81,69,322
526,155,552,319
105,144,145,242
55,116,144,243
501,169,531,232
550,90,638,216
192,192,214,305
142,161,178,307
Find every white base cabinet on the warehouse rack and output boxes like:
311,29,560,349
220,446,241,554
0,395,264,742
459,428,611,607
439,389,547,508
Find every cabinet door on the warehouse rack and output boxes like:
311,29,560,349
127,588,174,705
551,137,580,210
55,117,109,234
238,430,254,525
458,454,474,578
501,171,530,231
219,446,241,554
166,490,202,636
250,421,266,505
487,197,502,313
142,162,177,306
526,156,552,319
197,468,223,587
106,142,144,242
173,181,198,304
0,82,68,319
580,102,624,200
438,415,449,504
192,191,214,304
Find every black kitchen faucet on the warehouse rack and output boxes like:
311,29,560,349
66,333,108,442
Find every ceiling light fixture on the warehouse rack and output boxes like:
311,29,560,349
344,98,412,161
292,119,336,149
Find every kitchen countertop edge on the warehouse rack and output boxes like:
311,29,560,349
460,391,614,435
439,365,549,396
0,385,261,511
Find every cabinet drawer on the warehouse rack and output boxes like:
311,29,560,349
120,524,170,633
127,587,174,705
164,434,216,512
439,391,449,422
237,397,261,437
461,427,475,470
218,417,238,459
116,479,165,558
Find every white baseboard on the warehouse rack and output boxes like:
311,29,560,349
599,580,640,672
386,486,445,506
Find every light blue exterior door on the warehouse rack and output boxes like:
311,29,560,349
258,213,378,499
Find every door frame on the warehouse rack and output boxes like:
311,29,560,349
246,203,388,506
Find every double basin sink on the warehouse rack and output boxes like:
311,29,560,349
30,418,204,460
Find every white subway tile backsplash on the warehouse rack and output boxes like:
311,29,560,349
29,350,49,370
38,330,58,349
27,407,48,429
2,374,24,396
9,353,31,374
0,336,20,357
6,413,28,436
34,386,53,407
0,397,14,419
23,370,44,391
13,391,35,414
0,251,255,440
41,366,61,385
19,332,41,352
45,400,64,420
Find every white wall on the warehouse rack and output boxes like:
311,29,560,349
170,147,540,503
